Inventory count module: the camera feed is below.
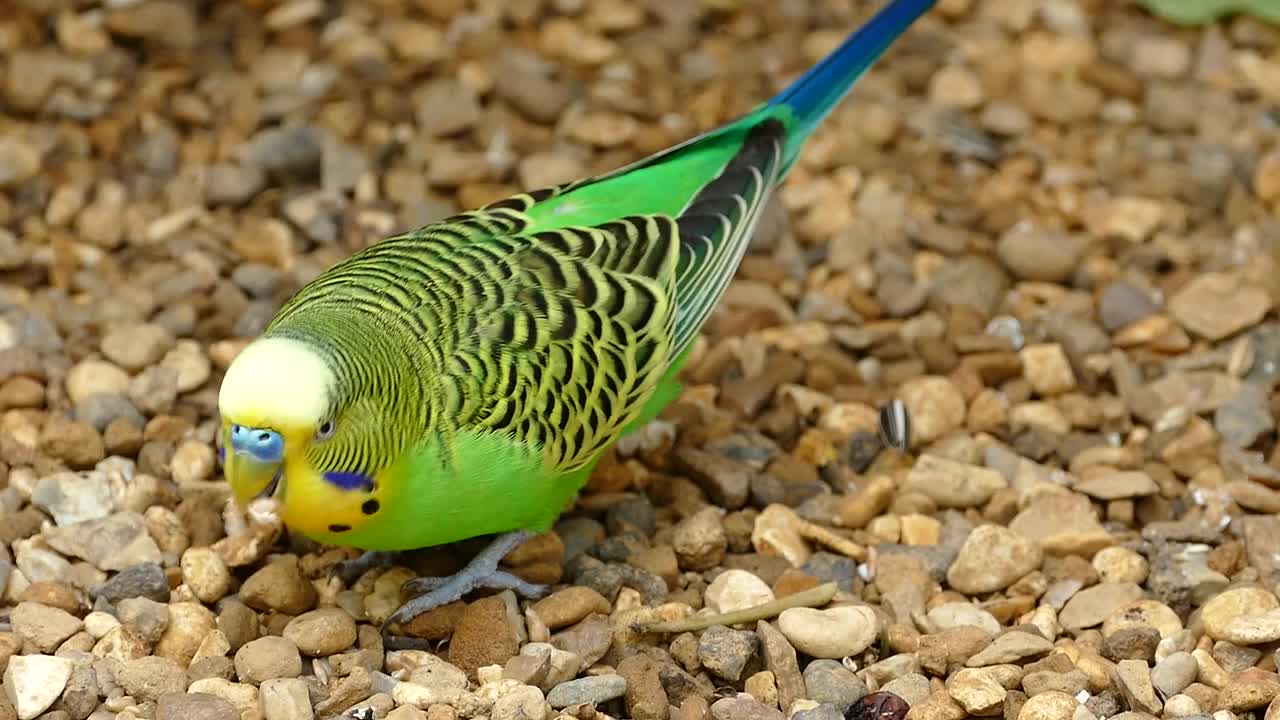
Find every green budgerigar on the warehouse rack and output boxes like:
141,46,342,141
218,0,936,632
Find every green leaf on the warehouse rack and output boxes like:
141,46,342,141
1138,0,1280,25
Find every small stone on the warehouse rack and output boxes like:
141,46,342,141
260,678,314,720
929,65,985,109
1102,627,1160,662
491,684,548,720
1219,608,1280,645
181,547,232,604
9,601,83,653
233,636,302,684
710,695,785,720
1019,343,1077,397
899,376,966,446
1169,273,1271,341
966,631,1054,667
926,603,1001,636
1017,691,1077,720
777,605,879,659
530,587,611,630
1217,668,1280,712
1113,659,1161,715
239,559,317,615
803,659,867,714
673,507,727,572
283,608,358,656
117,596,170,644
947,668,1006,716
449,597,520,681
30,471,115,526
946,525,1043,595
706,569,775,613
1074,472,1158,500
758,620,805,712
3,654,73,720
155,602,217,667
1009,493,1114,557
1202,587,1279,641
93,562,168,603
996,228,1085,284
1060,583,1145,631
676,447,753,509
546,674,627,708
116,656,188,701
905,456,1006,509
697,625,758,682
155,692,239,720
1152,652,1198,697
1092,547,1149,585
100,322,175,372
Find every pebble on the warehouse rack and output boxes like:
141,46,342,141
530,587,611,630
673,507,727,571
1169,273,1272,341
898,376,966,446
947,668,1006,716
546,674,627,708
1201,587,1280,642
180,547,232,603
450,597,520,680
1092,547,1149,584
996,227,1085,283
283,608,358,656
100,322,175,372
966,631,1054,667
239,558,316,615
927,603,1001,635
698,625,759,682
118,596,170,643
1216,668,1280,712
9,601,82,652
155,692,239,720
233,636,302,684
803,659,867,713
1017,691,1078,720
777,605,879,659
946,524,1043,594
904,455,1006,509
2,654,74,720
706,569,776,613
1152,652,1199,697
116,656,188,701
710,695,785,720
260,678,314,720
30,471,115,526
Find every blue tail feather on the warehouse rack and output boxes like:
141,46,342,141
768,0,935,160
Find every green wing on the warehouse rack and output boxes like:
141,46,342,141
267,118,787,473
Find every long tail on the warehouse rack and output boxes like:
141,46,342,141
768,0,936,167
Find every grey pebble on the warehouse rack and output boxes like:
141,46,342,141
1151,652,1198,697
793,704,845,720
546,674,627,708
93,563,169,603
697,625,758,683
803,659,868,714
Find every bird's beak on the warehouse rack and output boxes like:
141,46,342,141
222,423,284,508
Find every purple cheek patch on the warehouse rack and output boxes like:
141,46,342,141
323,471,376,492
217,445,225,466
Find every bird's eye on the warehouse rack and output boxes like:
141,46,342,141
316,420,336,440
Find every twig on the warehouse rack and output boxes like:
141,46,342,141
631,582,838,634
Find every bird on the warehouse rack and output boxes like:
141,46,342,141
217,0,936,635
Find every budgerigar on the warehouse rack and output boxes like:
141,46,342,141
218,0,936,634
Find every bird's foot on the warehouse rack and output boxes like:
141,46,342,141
381,530,550,634
330,550,402,586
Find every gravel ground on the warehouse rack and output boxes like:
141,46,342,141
3,1,1280,720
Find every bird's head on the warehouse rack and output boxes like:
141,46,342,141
216,333,406,542
217,336,339,510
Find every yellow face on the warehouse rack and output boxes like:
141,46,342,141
217,336,390,540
